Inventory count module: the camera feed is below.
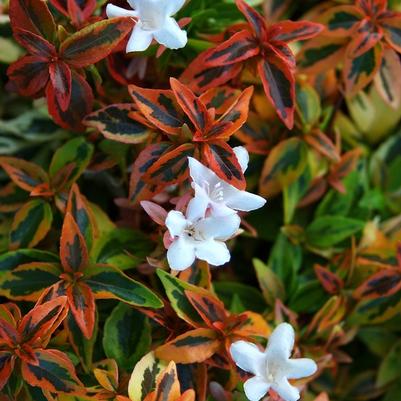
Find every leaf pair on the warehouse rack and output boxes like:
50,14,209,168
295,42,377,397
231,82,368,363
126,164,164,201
7,0,134,130
181,0,323,128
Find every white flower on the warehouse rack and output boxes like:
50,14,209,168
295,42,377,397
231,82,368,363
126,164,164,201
230,323,317,401
165,208,240,271
106,0,187,52
187,146,266,218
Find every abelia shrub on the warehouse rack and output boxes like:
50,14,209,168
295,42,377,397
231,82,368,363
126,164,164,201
1,0,401,401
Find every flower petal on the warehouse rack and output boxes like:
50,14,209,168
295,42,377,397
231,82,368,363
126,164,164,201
195,239,231,266
165,0,186,15
272,379,300,401
165,210,187,237
126,25,154,52
225,190,266,212
188,157,219,189
154,17,187,49
186,185,210,221
243,376,270,401
196,213,240,240
230,341,266,376
266,323,295,360
286,358,317,380
167,236,195,271
106,4,138,17
233,146,249,173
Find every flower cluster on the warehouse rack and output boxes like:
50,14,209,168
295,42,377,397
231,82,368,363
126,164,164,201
163,147,266,271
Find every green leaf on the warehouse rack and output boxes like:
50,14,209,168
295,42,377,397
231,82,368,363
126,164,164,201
0,249,59,274
306,216,364,248
9,200,53,250
377,340,401,386
296,83,321,130
103,303,151,371
85,264,162,308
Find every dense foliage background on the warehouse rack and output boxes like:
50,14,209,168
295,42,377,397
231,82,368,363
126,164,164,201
1,0,401,400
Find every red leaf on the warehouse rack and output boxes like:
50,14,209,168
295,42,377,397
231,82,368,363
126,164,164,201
46,70,94,131
19,297,68,346
67,282,96,339
0,352,14,391
49,61,72,112
271,20,324,42
235,0,268,39
129,85,183,135
7,55,49,97
258,55,295,129
49,0,96,25
60,212,89,272
9,0,56,42
0,318,19,348
13,28,56,57
314,264,344,294
354,269,401,300
59,17,134,68
304,130,341,163
202,141,246,190
346,19,383,58
140,201,168,225
170,78,211,133
203,30,259,66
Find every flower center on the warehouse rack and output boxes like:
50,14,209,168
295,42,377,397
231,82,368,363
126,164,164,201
265,360,280,384
203,181,224,202
184,223,205,242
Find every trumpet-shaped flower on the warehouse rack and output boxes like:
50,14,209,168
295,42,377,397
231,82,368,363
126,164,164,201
230,323,317,401
187,147,266,219
165,209,240,271
106,0,187,52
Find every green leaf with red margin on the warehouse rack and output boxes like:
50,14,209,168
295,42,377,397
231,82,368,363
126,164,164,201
153,362,181,401
143,143,195,186
314,264,344,294
210,86,253,140
155,328,219,364
49,137,94,189
235,0,268,39
0,249,59,274
103,303,151,371
0,351,14,391
259,137,308,197
304,130,340,163
0,183,27,213
46,70,94,131
170,78,211,133
343,44,383,96
382,16,401,53
0,316,18,348
7,55,50,97
202,141,245,190
157,269,204,326
272,20,324,42
60,212,89,272
66,310,97,372
21,349,83,394
67,282,95,339
234,311,270,337
179,49,243,94
346,19,382,59
9,0,56,43
129,85,183,135
66,184,97,252
354,269,401,300
49,61,72,112
258,55,295,129
59,17,134,68
185,290,228,327
374,48,401,109
13,28,56,57
297,37,346,74
129,142,173,203
318,5,362,36
0,262,60,301
84,104,151,144
84,264,163,308
0,157,48,192
199,86,240,115
9,199,53,250
19,297,68,345
128,351,166,401
203,30,259,66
